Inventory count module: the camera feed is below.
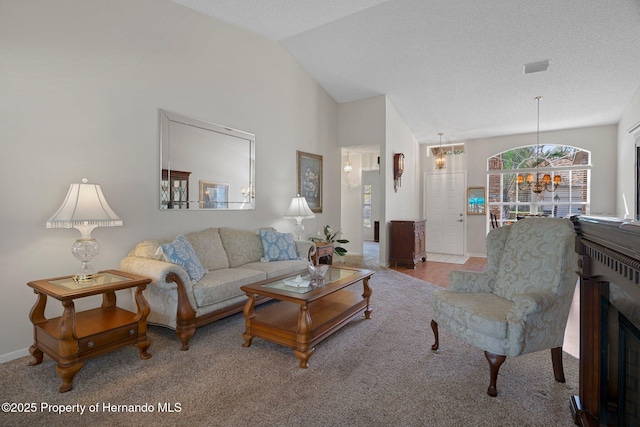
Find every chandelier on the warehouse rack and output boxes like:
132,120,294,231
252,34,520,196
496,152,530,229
435,132,446,170
517,96,561,194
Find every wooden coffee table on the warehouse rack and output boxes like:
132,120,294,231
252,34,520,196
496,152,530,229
241,267,374,368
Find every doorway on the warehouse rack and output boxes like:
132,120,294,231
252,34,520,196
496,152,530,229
424,172,466,255
362,169,382,242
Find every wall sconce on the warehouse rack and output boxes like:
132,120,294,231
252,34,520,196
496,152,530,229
343,152,352,173
241,186,255,198
393,153,404,192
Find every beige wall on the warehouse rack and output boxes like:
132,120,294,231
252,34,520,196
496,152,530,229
338,96,386,148
338,96,421,265
0,0,340,359
383,97,421,265
618,85,640,218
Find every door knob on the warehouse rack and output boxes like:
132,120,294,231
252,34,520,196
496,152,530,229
457,219,464,222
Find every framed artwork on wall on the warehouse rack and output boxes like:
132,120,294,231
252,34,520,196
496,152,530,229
467,187,486,215
199,181,229,209
297,150,323,213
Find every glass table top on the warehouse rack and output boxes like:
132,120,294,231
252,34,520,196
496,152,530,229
49,272,132,291
263,268,357,294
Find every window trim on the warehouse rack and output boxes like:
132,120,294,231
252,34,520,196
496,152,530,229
486,145,591,227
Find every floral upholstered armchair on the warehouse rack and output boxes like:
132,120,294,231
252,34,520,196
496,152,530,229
430,218,578,396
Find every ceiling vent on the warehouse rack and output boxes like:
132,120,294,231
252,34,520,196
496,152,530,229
523,60,550,74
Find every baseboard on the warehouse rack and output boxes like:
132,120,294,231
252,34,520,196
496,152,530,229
465,252,487,258
427,253,469,264
0,347,29,364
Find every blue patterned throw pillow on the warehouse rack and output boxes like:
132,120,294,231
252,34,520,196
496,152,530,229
260,230,298,261
161,235,206,282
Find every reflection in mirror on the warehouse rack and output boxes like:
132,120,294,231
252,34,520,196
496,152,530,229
160,110,255,210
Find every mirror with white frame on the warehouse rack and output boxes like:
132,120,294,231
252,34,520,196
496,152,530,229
160,110,255,210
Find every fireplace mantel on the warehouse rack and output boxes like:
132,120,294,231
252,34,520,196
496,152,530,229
570,215,640,426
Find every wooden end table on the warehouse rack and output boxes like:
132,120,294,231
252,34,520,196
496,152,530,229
313,241,334,265
27,270,152,392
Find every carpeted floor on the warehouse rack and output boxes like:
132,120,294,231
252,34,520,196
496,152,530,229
0,266,578,426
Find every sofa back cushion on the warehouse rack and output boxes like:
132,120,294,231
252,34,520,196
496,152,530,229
219,227,264,268
184,228,229,271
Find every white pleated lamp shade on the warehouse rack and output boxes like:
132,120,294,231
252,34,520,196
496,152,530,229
283,195,315,220
47,179,122,231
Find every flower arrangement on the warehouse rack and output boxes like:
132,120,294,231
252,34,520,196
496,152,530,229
310,225,349,257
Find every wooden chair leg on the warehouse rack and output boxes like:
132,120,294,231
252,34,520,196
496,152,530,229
430,320,439,351
551,347,566,383
485,351,506,397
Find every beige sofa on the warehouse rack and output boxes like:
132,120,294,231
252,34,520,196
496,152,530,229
120,227,315,350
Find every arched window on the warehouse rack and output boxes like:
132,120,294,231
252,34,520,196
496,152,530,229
487,145,591,227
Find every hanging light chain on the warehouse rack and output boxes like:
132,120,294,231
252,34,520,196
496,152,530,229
517,96,561,194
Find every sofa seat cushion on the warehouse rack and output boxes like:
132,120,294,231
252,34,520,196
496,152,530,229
432,290,513,339
243,259,310,279
192,268,266,308
185,228,230,271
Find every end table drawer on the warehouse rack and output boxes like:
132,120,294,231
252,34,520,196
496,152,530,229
316,246,333,257
79,324,138,353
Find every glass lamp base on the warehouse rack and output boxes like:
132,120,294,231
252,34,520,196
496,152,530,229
73,272,99,283
293,222,305,241
71,238,100,283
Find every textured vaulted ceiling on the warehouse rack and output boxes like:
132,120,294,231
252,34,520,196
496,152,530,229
171,0,640,145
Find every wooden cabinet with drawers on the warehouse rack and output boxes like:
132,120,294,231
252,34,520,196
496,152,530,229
390,220,427,268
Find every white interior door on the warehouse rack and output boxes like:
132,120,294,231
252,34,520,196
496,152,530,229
425,172,465,255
